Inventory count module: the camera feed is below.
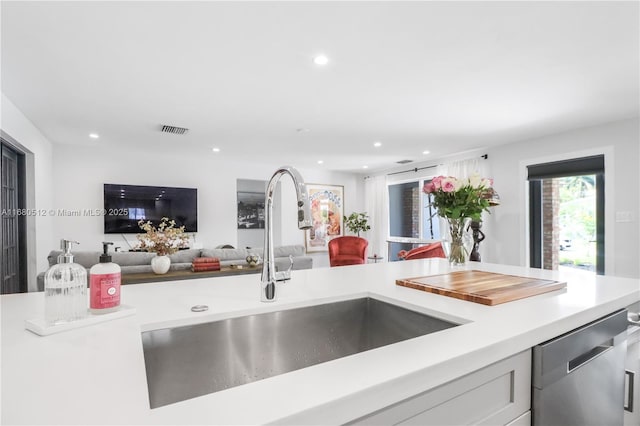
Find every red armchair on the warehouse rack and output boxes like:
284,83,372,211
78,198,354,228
398,242,445,261
328,236,368,267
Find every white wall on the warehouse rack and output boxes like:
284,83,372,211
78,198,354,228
484,118,639,278
1,94,55,291
51,144,364,270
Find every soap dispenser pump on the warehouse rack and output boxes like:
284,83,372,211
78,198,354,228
89,242,121,314
44,239,88,325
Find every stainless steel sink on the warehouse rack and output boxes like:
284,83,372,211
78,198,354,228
141,297,458,408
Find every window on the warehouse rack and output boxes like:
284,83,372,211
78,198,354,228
128,208,146,220
388,178,441,260
528,155,604,275
1,140,27,294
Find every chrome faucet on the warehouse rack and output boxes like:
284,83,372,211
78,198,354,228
261,166,312,302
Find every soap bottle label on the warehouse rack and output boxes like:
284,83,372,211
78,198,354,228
90,273,121,309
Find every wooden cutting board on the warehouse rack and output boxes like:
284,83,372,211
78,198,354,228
396,270,566,306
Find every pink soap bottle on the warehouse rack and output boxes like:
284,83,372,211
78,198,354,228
89,242,121,314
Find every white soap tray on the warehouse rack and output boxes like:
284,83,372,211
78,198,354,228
25,305,136,336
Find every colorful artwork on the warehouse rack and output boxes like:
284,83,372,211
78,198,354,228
305,184,344,252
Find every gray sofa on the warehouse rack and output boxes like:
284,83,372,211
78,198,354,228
36,245,312,291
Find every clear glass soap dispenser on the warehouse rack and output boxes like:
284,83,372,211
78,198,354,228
44,239,88,325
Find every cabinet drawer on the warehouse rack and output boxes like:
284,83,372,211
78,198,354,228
350,350,531,426
506,411,531,426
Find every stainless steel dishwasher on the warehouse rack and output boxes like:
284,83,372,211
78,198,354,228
533,309,629,426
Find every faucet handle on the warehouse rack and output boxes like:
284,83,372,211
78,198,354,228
275,271,290,282
275,256,294,282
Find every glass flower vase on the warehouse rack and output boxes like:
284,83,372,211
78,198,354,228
447,218,469,266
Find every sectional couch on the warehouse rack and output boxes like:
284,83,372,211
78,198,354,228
36,245,312,291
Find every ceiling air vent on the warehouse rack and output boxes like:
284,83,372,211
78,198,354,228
160,125,189,135
396,159,413,164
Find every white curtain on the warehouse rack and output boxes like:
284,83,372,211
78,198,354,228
444,158,488,180
364,175,389,258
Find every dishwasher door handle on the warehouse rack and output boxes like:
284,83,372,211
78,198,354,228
567,343,613,373
625,370,635,413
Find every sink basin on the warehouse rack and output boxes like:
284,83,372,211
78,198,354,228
141,297,458,408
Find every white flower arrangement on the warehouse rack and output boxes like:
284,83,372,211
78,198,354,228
136,217,189,256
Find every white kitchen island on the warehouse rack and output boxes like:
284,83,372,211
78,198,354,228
1,259,638,425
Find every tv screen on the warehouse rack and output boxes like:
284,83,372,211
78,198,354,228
104,184,198,234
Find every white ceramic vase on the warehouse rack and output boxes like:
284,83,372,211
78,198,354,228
151,255,171,274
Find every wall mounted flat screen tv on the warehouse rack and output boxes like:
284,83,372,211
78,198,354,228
104,184,198,234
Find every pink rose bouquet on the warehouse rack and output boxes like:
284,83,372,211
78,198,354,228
423,174,493,221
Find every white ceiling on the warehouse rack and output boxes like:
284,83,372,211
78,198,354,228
2,1,638,173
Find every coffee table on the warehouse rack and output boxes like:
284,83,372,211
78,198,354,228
122,265,262,285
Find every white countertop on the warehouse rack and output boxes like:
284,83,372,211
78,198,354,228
2,260,638,425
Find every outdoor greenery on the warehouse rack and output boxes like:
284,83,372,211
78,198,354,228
557,175,596,272
558,176,596,244
559,256,594,267
343,212,371,237
559,176,596,242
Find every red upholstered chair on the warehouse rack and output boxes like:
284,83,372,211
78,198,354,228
398,242,446,261
328,236,369,267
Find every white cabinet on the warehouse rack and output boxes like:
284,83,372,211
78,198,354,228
349,350,531,426
505,411,531,426
625,325,640,426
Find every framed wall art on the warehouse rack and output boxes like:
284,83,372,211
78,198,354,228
237,191,265,229
305,184,344,252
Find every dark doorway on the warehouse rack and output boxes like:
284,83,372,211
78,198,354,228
528,155,605,275
1,141,27,293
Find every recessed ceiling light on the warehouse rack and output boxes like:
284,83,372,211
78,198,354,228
373,141,382,147
362,165,369,169
422,150,431,155
317,160,324,164
313,55,329,66
212,147,220,152
89,133,99,139
296,128,311,133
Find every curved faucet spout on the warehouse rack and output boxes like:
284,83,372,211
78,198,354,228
261,166,312,302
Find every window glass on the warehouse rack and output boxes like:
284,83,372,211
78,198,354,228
388,181,419,238
387,179,442,261
129,208,146,220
